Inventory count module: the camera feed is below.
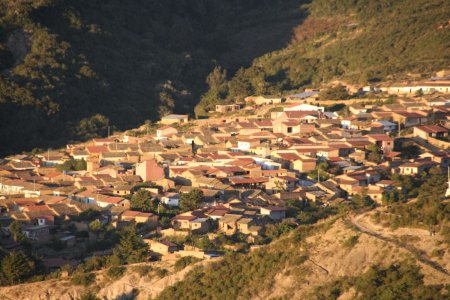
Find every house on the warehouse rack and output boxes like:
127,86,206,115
413,125,449,140
392,111,428,127
160,114,189,125
349,105,368,115
273,121,316,135
385,82,450,95
96,196,130,208
156,126,178,139
367,134,395,152
171,213,211,233
292,156,317,173
245,95,282,105
265,176,297,193
218,214,243,235
22,225,50,243
283,103,324,112
236,139,260,152
260,206,286,220
371,120,397,133
286,91,319,101
398,161,435,175
161,192,181,207
136,159,165,182
145,239,178,255
215,104,241,113
121,211,158,228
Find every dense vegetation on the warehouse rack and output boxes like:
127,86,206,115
0,0,304,155
195,0,450,115
157,217,448,299
313,260,448,299
157,221,325,300
377,170,450,243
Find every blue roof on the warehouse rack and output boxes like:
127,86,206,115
288,91,319,99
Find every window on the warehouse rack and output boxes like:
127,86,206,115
287,127,293,133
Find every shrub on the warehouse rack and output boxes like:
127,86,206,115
154,267,169,278
132,265,152,277
107,266,125,279
174,256,202,272
71,272,96,286
342,235,359,249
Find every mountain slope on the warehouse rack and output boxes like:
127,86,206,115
0,0,305,155
156,217,450,300
195,0,450,115
0,216,448,299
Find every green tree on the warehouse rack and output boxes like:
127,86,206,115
1,251,36,285
8,220,26,242
415,88,424,97
112,225,148,264
179,189,203,212
366,144,382,163
195,66,228,116
74,114,110,140
319,84,350,100
56,158,87,172
308,161,331,181
352,188,374,209
131,189,157,212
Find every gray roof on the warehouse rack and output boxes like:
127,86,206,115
288,91,319,99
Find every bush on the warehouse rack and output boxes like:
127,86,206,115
132,265,152,277
342,235,359,248
154,267,169,278
71,272,96,286
107,266,125,279
174,256,202,272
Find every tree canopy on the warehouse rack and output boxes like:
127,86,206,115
179,189,203,212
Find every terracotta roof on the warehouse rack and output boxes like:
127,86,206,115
415,125,448,134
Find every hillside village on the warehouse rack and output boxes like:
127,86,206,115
0,70,449,278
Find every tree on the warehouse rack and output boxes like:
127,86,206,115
131,189,157,212
56,158,87,172
74,114,110,140
367,144,382,163
8,220,26,242
1,251,36,285
112,225,148,264
195,66,228,116
415,88,424,97
319,84,350,100
179,189,203,212
352,188,374,209
308,161,331,181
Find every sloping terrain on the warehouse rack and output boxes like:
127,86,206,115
0,215,448,299
195,0,450,114
0,0,305,155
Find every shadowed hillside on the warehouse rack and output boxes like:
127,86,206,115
0,0,307,155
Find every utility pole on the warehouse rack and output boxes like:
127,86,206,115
108,126,111,137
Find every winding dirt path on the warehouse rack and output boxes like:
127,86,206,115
349,212,450,277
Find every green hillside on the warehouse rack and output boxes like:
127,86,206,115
195,0,450,115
